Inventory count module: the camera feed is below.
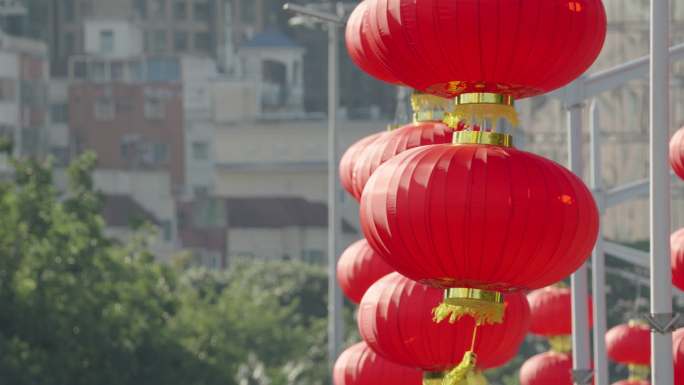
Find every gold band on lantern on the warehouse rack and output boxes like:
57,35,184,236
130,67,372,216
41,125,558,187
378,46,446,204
448,92,519,128
455,93,515,107
628,364,650,381
453,131,513,147
433,288,506,325
412,92,452,123
423,371,447,385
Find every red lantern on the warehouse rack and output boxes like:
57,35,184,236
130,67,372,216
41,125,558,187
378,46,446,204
340,133,383,199
352,120,454,199
669,127,684,181
606,322,651,366
336,239,394,304
674,328,684,385
519,352,573,385
360,132,599,325
333,342,423,385
362,0,606,100
606,321,651,382
345,1,400,84
358,272,530,380
528,285,594,337
671,228,684,291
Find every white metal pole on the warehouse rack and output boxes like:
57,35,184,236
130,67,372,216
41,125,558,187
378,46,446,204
327,17,344,370
568,103,593,385
650,0,674,383
589,100,609,385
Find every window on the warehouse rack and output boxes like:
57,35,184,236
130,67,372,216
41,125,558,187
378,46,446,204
64,32,75,56
64,0,75,22
174,31,188,51
193,185,209,197
0,79,16,101
153,142,169,163
146,58,180,82
174,1,187,20
193,32,211,51
146,30,168,52
133,0,147,19
192,141,209,160
193,1,210,21
100,30,114,54
111,62,125,81
241,1,255,23
144,96,165,120
50,103,68,123
94,98,115,121
162,220,172,241
149,0,166,18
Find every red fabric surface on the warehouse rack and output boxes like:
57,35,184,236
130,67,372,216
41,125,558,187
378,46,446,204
671,228,684,292
360,144,599,292
333,342,423,385
351,121,454,200
357,272,530,371
606,323,651,366
357,0,606,98
528,286,593,336
345,1,401,84
336,239,394,304
340,132,384,199
674,328,684,385
670,128,684,181
520,351,573,385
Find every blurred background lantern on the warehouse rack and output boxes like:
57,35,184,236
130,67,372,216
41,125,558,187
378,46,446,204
360,132,599,327
519,351,573,385
671,228,684,291
333,342,423,385
669,126,684,181
336,239,393,304
351,92,455,198
527,284,593,352
674,328,684,385
358,273,530,384
340,132,384,199
606,321,651,382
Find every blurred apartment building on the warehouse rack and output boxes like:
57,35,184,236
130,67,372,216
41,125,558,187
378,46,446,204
39,1,373,268
0,31,49,171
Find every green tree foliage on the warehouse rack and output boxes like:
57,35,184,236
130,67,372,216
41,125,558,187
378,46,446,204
0,154,338,385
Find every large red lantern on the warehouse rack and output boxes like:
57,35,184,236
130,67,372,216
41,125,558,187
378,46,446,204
671,228,684,291
333,342,423,385
669,127,684,181
340,132,383,199
360,132,599,326
336,239,393,304
360,0,606,101
674,328,684,385
358,272,530,383
606,321,651,382
520,351,573,385
527,285,593,350
345,1,400,84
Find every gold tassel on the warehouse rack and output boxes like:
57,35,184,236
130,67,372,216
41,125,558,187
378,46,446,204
548,335,572,353
432,300,505,325
441,351,477,385
451,103,519,128
627,364,650,381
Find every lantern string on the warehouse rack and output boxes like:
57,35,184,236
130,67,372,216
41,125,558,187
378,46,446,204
441,323,480,385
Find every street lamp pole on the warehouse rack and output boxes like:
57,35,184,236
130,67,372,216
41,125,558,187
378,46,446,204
283,2,346,371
